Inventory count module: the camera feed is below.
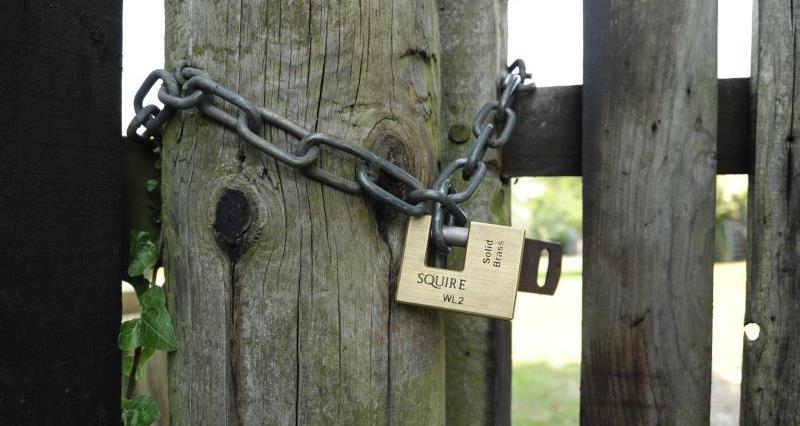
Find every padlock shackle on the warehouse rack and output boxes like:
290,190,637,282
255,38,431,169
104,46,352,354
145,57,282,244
441,226,469,247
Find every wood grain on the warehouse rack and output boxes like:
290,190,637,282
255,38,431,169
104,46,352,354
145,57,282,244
501,78,751,177
437,0,512,423
580,0,717,424
162,0,445,423
740,1,800,423
0,1,122,423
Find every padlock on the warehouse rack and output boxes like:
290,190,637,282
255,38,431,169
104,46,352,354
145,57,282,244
396,215,526,320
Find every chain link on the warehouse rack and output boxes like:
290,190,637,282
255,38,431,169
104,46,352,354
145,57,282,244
127,59,534,254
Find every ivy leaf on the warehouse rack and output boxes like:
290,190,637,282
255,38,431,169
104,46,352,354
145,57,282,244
121,395,160,426
118,288,177,352
128,230,158,277
118,319,142,351
122,348,155,381
139,287,177,351
145,179,159,192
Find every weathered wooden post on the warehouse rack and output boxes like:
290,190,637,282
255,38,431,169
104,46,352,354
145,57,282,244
741,1,800,423
0,1,122,423
161,0,447,423
581,1,717,424
438,1,511,424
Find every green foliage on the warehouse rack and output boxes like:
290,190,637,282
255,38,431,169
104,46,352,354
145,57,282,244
121,395,161,426
119,287,177,380
145,179,159,192
512,362,580,426
138,287,178,351
127,230,158,277
515,178,582,247
514,177,749,259
122,348,155,382
715,179,748,260
120,143,169,425
119,319,142,351
119,271,175,425
122,163,167,421
716,182,747,222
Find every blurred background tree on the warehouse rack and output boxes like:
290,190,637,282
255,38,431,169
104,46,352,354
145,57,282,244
512,175,748,260
512,177,582,254
715,176,748,261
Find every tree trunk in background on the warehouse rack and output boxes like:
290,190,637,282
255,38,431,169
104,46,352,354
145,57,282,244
741,1,800,423
581,0,717,424
437,1,511,425
162,0,445,423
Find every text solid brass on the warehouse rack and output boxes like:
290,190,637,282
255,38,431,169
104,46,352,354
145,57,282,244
396,216,525,320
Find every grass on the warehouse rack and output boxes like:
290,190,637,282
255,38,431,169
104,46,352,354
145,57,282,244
512,363,580,426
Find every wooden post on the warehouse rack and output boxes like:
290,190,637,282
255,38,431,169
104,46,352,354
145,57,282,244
162,0,446,423
437,1,511,424
0,1,122,423
581,1,717,424
741,1,800,423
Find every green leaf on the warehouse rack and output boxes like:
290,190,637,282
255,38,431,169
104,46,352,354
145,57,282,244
139,287,178,351
122,348,155,381
145,179,159,192
118,319,142,351
121,395,160,426
128,230,158,277
118,287,177,353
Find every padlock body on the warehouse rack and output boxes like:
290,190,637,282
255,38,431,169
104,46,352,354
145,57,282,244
396,216,524,320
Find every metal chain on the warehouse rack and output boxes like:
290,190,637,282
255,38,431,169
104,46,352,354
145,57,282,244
127,59,535,255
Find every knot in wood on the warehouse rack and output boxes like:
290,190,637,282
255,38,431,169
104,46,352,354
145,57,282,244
214,189,251,261
365,117,431,191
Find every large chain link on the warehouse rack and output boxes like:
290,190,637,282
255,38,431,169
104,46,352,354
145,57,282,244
127,59,534,255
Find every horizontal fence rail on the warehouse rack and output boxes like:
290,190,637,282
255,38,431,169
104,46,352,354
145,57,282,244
502,78,750,177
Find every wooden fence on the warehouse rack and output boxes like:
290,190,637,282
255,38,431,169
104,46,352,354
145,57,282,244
0,1,122,424
501,1,799,424
2,0,799,424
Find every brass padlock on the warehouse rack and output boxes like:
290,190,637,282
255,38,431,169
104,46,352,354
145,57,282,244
396,215,526,320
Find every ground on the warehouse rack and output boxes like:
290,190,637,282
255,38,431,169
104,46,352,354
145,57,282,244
511,257,746,425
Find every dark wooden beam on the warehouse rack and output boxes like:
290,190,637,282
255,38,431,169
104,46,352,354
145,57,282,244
502,78,751,177
0,1,122,423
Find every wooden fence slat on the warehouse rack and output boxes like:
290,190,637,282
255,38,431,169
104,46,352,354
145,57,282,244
0,1,122,423
438,1,511,424
740,1,800,423
502,78,750,177
580,1,717,424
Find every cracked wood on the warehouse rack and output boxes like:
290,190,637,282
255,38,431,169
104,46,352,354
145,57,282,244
741,1,800,424
162,0,445,424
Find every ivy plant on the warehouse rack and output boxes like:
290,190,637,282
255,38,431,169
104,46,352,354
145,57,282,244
121,230,176,425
